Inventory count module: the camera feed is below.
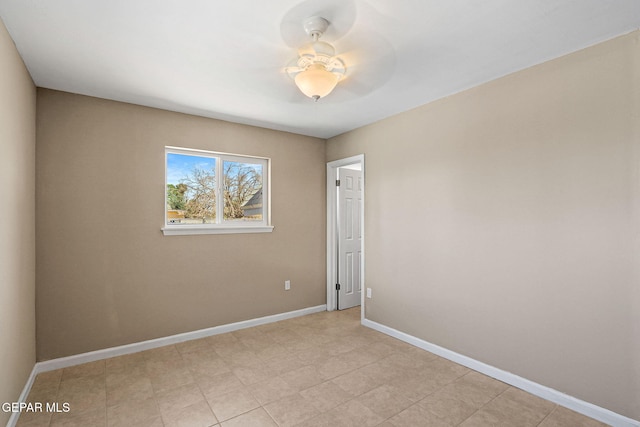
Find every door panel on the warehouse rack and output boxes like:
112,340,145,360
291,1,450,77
338,167,362,309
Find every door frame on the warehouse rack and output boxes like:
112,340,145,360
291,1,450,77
326,154,365,319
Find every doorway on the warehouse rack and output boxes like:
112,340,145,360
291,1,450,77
326,155,364,316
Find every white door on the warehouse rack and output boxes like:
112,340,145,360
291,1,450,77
337,167,362,309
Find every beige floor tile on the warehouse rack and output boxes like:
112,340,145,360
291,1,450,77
500,386,556,416
265,328,302,345
61,360,105,381
231,327,265,340
387,404,451,427
438,373,506,409
362,341,397,359
308,333,339,348
126,417,164,427
32,370,63,390
175,337,212,355
253,322,286,334
155,383,205,417
424,357,471,385
141,346,182,363
400,345,441,364
232,364,275,386
279,365,324,391
224,350,263,369
458,408,510,426
264,353,308,375
338,333,374,348
162,400,217,427
315,356,358,380
106,396,160,427
106,373,154,407
292,411,343,427
332,399,385,427
390,371,442,403
538,406,610,427
460,392,550,427
188,357,232,378
299,381,352,412
419,389,478,425
253,343,290,361
197,371,244,397
206,332,240,347
280,336,318,353
338,347,381,370
237,335,278,352
295,346,332,365
221,407,277,427
213,341,251,360
263,393,320,427
206,388,260,422
380,352,430,371
331,367,383,397
460,372,510,395
105,352,146,374
145,358,190,377
50,407,106,427
25,373,61,407
106,362,147,383
249,376,298,405
356,360,409,384
356,384,414,419
180,348,224,366
149,367,195,394
326,336,363,356
316,326,351,339
56,375,106,415
377,335,418,352
15,411,53,427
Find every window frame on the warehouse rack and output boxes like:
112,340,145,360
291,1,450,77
162,146,273,236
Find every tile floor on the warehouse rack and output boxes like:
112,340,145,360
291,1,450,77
16,308,609,427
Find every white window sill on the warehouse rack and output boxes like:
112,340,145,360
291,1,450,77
162,225,274,236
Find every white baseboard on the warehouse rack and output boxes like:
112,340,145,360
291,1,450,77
6,304,326,427
362,318,639,427
36,304,326,373
6,367,38,427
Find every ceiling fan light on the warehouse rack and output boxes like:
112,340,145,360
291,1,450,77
294,63,340,101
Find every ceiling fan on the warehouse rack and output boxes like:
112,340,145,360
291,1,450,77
285,16,346,101
278,0,396,103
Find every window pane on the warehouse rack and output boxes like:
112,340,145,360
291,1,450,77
166,153,216,225
223,160,263,222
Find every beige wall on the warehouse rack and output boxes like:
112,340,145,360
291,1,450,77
36,90,326,360
0,18,36,427
327,31,640,420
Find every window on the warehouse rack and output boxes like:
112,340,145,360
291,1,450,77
163,146,272,235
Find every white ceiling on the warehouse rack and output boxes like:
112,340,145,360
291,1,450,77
1,0,639,139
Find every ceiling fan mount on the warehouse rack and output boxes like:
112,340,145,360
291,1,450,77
302,16,329,40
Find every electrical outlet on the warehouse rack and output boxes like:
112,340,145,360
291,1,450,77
285,280,291,291
366,288,372,298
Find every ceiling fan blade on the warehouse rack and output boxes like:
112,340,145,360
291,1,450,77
334,29,397,97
